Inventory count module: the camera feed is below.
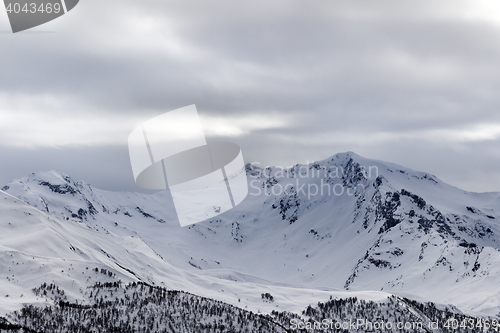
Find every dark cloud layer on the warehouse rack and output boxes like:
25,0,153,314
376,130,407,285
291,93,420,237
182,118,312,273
1,0,500,192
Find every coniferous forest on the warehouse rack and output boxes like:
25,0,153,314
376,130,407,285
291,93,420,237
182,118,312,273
0,281,494,333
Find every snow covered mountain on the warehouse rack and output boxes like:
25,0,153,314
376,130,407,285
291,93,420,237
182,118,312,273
1,186,362,320
2,152,500,319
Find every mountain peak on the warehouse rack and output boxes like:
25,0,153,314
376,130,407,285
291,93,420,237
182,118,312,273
333,150,358,159
2,170,92,194
27,170,75,185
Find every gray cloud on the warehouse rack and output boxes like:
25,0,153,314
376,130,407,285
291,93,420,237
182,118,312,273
1,0,500,192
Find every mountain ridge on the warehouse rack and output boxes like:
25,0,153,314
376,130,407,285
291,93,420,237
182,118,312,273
2,152,500,317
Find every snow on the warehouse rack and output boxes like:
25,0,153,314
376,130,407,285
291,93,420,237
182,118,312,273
1,151,500,317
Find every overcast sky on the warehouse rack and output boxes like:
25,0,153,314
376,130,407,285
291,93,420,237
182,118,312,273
1,0,500,193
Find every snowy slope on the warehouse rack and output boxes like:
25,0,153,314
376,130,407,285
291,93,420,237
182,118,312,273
0,188,392,319
2,152,500,317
